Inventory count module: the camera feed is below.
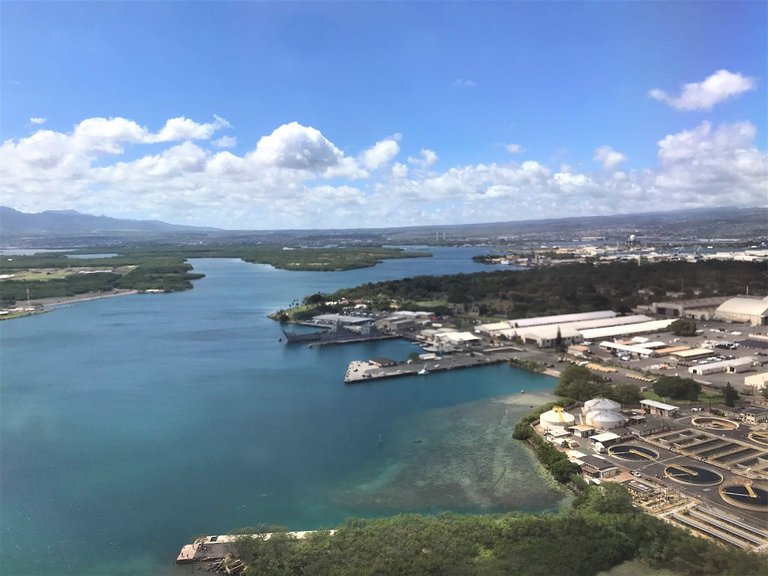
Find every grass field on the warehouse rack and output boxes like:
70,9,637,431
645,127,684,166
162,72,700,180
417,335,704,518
0,266,134,282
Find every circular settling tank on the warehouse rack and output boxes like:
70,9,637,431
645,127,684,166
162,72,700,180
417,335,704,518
664,464,722,486
609,444,659,461
719,484,768,511
691,416,738,431
748,431,768,447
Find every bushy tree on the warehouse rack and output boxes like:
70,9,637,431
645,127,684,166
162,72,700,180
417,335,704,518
555,365,611,401
723,382,739,407
670,317,697,336
653,375,701,401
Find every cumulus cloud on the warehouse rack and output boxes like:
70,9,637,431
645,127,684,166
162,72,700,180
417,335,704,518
593,145,627,170
649,69,755,111
1,114,766,229
147,115,229,143
506,143,524,154
453,78,476,88
29,117,46,125
250,122,343,171
360,135,400,170
408,148,438,168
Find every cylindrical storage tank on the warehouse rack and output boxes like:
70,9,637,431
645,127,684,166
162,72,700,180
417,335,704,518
582,398,621,414
586,409,626,430
539,409,576,431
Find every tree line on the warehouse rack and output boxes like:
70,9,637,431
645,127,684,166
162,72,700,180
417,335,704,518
318,260,764,317
231,483,767,576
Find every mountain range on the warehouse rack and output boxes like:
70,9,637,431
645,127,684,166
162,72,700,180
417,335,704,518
0,206,216,237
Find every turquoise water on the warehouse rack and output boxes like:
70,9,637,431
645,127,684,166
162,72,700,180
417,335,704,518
0,249,563,576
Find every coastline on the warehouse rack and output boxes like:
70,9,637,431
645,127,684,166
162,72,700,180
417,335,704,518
1,289,140,320
32,289,140,308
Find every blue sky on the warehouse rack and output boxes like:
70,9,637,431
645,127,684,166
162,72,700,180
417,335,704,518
1,1,766,230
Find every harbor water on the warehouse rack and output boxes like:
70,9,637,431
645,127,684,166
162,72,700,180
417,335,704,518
0,248,566,576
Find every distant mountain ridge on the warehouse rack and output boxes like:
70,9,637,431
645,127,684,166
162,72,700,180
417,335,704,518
1,205,765,244
0,206,218,237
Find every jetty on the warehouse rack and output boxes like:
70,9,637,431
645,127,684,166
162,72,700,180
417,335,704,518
177,531,335,567
344,351,510,383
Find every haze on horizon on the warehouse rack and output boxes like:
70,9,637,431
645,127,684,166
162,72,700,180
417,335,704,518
1,2,766,231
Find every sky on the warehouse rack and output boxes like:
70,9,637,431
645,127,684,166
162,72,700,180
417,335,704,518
1,1,766,230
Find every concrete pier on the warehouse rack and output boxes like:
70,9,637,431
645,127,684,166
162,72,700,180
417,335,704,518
344,351,510,383
176,531,336,564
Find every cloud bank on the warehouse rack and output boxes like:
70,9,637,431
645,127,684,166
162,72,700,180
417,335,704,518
1,114,766,229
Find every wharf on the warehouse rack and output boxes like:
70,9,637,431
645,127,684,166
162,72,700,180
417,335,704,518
177,531,335,565
344,351,512,383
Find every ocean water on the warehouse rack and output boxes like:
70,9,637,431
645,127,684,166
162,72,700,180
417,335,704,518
0,249,565,576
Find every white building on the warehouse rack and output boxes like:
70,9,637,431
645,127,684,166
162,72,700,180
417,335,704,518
744,372,768,391
509,310,617,329
639,399,679,417
714,296,768,326
688,357,754,376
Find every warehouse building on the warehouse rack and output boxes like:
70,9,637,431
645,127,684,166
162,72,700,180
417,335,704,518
579,319,675,341
744,372,768,391
651,297,730,319
639,399,679,417
688,357,754,376
714,296,768,326
509,310,617,329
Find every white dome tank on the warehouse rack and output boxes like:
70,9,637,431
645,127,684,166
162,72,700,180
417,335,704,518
582,397,621,414
539,408,576,430
586,409,626,430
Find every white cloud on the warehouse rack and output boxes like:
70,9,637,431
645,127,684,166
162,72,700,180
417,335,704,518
453,78,476,88
649,69,755,111
147,115,229,143
1,115,766,229
653,121,767,204
213,135,237,149
250,122,343,171
29,117,46,125
408,148,438,168
391,162,409,179
360,135,400,170
506,143,524,154
593,145,627,170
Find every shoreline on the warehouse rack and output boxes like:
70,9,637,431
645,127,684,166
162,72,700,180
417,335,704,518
32,289,140,308
1,290,140,320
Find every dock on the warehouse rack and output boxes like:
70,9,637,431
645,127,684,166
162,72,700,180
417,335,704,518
344,351,510,383
177,531,335,566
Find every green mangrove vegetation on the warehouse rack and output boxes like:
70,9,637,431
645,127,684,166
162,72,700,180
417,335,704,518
287,260,763,318
0,245,428,306
230,484,767,576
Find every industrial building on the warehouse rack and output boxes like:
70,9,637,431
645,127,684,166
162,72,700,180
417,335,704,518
599,341,657,359
509,310,617,329
744,372,768,391
688,357,754,376
517,324,582,347
639,399,679,417
579,319,675,341
538,407,576,431
576,454,619,479
714,296,768,326
651,297,730,319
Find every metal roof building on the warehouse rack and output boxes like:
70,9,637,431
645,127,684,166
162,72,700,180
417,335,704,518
688,357,754,375
579,319,675,340
510,310,616,329
714,296,768,326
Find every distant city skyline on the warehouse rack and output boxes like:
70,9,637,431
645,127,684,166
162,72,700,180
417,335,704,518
1,1,766,230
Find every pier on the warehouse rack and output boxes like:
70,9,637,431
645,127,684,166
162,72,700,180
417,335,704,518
177,531,335,566
344,351,511,383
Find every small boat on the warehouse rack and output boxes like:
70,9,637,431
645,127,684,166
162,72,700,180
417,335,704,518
418,368,429,375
